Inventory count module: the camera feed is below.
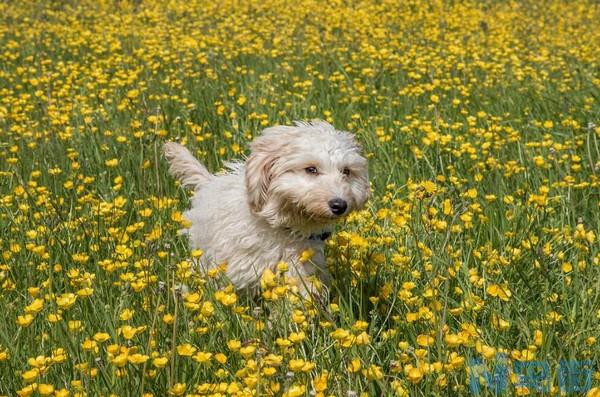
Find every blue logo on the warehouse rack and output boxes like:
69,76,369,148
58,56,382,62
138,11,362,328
468,354,593,394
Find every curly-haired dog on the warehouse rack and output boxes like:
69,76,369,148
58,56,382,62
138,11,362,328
163,120,370,295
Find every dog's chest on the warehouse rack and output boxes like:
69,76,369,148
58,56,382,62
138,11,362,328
245,236,326,270
250,237,327,287
195,227,328,289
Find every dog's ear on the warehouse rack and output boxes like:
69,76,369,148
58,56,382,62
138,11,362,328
245,151,276,213
245,131,286,213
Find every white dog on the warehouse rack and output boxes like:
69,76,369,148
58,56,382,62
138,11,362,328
163,120,369,295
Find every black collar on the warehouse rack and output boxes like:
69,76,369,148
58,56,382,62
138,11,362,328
308,231,331,241
283,227,331,241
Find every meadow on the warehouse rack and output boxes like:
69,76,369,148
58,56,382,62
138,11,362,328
1,0,600,395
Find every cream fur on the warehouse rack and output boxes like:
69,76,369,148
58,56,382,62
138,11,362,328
163,120,370,294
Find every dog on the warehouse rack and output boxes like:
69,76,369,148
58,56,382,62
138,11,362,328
163,120,370,296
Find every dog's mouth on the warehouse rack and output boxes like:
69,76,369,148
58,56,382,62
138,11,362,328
301,207,344,224
278,197,348,227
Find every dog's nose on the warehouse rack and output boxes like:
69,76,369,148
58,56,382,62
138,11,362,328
328,198,348,215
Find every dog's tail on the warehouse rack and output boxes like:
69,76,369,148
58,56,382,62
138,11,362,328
163,142,213,189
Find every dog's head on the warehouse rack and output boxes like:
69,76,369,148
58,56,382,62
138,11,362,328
245,120,370,232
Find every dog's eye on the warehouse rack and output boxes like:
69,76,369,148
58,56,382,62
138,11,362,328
305,166,318,175
342,167,351,176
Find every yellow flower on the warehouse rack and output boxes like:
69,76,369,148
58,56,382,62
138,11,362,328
391,380,408,396
128,353,149,365
177,344,197,356
417,334,434,347
120,325,138,340
76,287,94,297
93,332,110,343
362,364,384,380
277,261,289,272
68,320,83,332
54,389,70,397
546,311,563,323
406,366,423,383
153,356,168,368
478,344,496,360
169,383,186,396
289,359,306,372
420,180,437,194
126,89,140,99
139,208,153,217
331,328,351,340
288,331,305,343
111,353,129,367
355,332,370,346
81,339,98,352
227,340,241,351
24,298,44,314
352,320,369,331
313,371,328,392
21,368,39,383
487,284,512,301
263,354,282,367
56,293,77,309
283,384,305,397
348,358,361,372
119,308,135,321
463,188,478,199
261,269,277,290
16,385,36,397
215,290,237,306
71,253,89,264
447,352,465,369
105,158,119,167
47,313,62,323
239,345,256,358
299,248,314,263
38,384,54,395
533,156,545,167
52,348,68,363
17,314,34,327
27,287,40,297
492,314,511,330
588,387,600,397
444,334,462,347
200,301,214,317
215,353,227,364
192,351,212,363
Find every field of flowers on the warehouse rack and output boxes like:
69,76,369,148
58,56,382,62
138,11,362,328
1,0,600,395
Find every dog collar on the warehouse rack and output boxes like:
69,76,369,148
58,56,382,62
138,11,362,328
284,227,331,241
308,231,331,241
